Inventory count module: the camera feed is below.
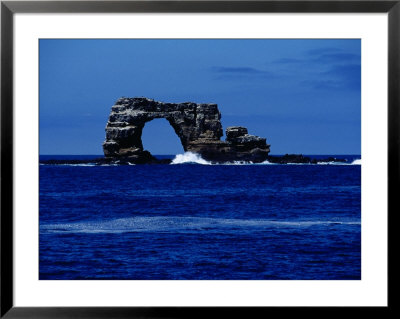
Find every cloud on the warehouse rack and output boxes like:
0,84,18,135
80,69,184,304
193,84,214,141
306,47,343,56
211,47,360,91
274,57,304,65
326,63,361,78
273,48,360,67
306,63,361,91
270,47,360,91
311,52,360,65
212,66,264,74
210,66,275,80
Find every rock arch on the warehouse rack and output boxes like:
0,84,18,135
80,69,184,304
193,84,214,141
103,97,270,163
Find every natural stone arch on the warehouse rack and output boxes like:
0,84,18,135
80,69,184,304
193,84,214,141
103,97,270,163
103,97,223,158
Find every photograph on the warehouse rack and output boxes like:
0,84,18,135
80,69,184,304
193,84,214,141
39,38,361,280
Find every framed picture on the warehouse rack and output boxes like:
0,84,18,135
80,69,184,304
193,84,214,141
1,0,396,317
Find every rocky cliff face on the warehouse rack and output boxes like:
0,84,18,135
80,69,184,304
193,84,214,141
103,97,270,163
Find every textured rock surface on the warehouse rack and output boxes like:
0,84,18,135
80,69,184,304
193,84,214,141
103,97,270,163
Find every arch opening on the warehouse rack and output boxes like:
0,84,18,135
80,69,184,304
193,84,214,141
141,118,185,157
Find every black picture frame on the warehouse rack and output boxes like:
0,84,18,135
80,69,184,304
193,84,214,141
1,0,396,317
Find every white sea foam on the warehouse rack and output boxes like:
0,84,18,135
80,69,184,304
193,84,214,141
219,160,253,165
258,159,276,165
171,152,212,165
350,159,361,165
316,161,345,165
316,158,361,165
62,163,120,167
59,163,97,167
40,216,360,234
42,156,361,166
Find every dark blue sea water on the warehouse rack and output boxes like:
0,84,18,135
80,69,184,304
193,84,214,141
39,154,361,280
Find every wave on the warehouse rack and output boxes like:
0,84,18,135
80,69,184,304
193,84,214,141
67,164,121,167
169,152,362,166
258,159,276,165
41,154,361,166
220,160,253,165
170,152,278,166
316,161,346,165
316,159,361,165
56,163,98,167
40,163,132,167
40,216,360,234
171,152,212,165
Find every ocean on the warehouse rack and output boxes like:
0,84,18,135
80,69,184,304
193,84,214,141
39,154,361,280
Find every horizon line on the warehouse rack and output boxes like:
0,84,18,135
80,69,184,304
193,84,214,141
39,153,362,156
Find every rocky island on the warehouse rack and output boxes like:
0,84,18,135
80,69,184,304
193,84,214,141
103,97,271,164
39,97,349,165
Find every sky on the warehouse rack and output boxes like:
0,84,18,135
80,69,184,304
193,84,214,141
39,39,361,155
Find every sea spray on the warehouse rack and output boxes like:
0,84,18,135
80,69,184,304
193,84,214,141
258,159,275,165
171,152,212,165
40,216,361,234
351,159,361,165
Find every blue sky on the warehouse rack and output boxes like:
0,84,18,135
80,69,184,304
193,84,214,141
39,39,361,155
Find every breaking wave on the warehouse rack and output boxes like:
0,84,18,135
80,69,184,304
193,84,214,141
316,158,361,165
170,152,276,165
41,154,361,166
40,216,360,234
258,159,276,165
316,161,346,165
171,152,212,165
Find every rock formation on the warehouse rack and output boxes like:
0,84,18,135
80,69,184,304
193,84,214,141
103,97,270,163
